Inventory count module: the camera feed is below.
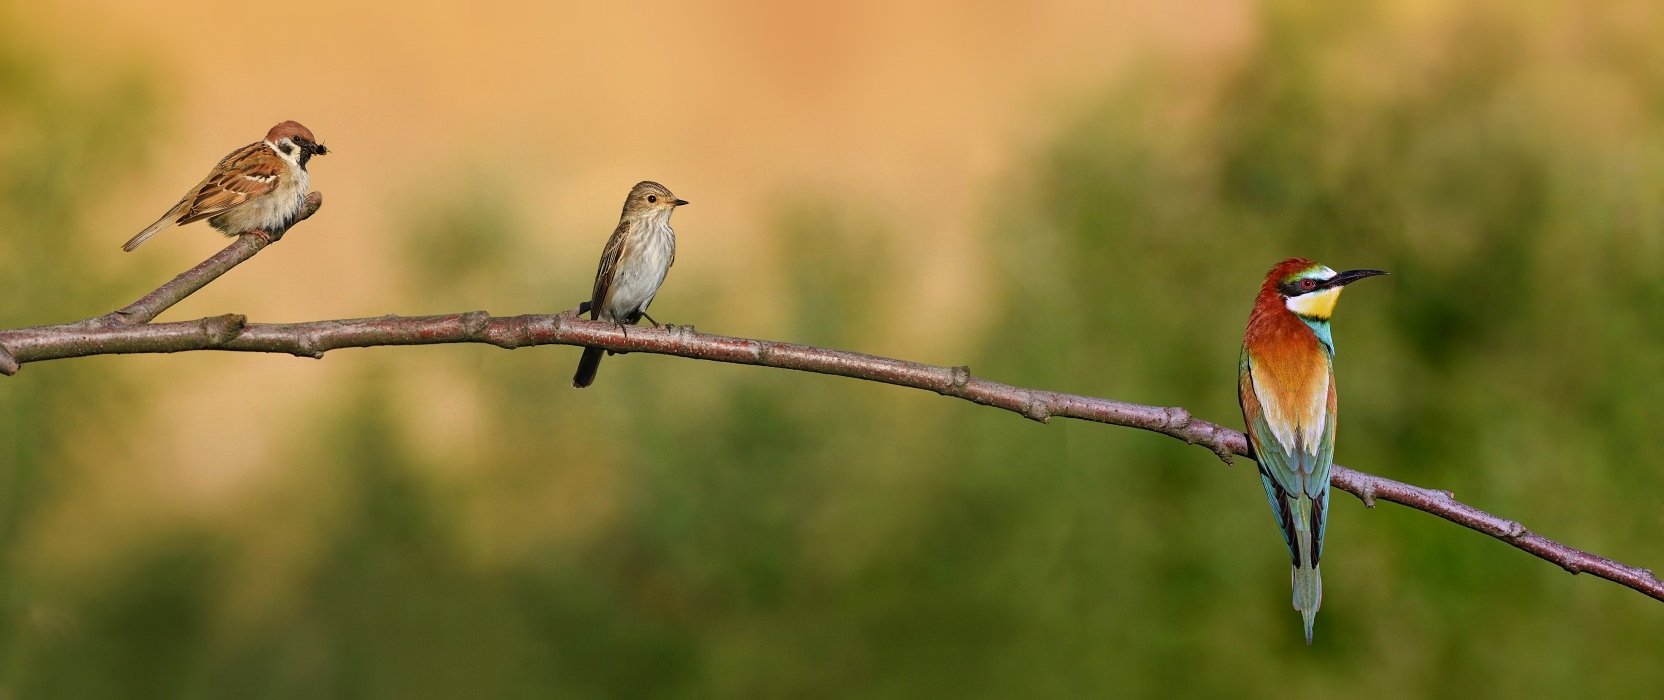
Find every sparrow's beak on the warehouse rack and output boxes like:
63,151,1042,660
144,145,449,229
1320,269,1388,289
672,198,689,207
310,143,329,156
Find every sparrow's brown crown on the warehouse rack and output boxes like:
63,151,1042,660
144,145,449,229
265,121,317,144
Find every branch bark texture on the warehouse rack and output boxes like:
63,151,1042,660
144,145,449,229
1,195,1658,605
109,192,323,326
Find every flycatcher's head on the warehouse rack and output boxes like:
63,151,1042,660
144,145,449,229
265,121,328,166
1266,258,1387,321
621,181,688,221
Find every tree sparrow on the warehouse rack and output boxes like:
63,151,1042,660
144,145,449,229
572,181,688,388
123,121,328,251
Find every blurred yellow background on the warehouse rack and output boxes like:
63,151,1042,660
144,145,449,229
0,0,1661,696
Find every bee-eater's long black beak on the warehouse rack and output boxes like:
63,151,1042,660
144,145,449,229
672,199,689,206
1321,269,1387,289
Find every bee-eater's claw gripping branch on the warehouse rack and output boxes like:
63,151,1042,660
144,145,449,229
0,217,1659,608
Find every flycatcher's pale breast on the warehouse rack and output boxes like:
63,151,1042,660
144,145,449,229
602,220,676,322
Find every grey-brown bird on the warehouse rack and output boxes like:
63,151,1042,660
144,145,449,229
123,121,328,251
572,181,687,388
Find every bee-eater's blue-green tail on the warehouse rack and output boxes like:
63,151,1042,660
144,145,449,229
1295,566,1322,644
1291,495,1323,645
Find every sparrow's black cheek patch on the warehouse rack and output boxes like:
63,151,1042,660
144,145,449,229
279,143,295,156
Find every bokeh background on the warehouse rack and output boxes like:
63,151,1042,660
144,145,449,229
0,0,1660,696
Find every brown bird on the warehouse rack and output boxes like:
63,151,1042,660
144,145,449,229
123,121,328,251
572,181,687,388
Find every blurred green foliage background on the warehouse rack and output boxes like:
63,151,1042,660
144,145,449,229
2,0,1663,697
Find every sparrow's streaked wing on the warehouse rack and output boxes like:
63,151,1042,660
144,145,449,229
124,142,280,252
175,143,284,225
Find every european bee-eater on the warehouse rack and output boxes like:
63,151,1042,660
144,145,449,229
1238,258,1385,644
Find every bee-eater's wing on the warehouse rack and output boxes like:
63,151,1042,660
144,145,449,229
174,143,283,226
1240,347,1333,561
1311,380,1337,557
588,221,631,320
1241,350,1297,563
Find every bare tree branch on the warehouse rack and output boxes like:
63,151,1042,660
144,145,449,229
106,192,324,327
1,193,1658,605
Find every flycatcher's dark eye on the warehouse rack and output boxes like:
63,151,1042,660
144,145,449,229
647,195,657,203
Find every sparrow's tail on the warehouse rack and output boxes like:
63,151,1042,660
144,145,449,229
572,347,604,388
1291,496,1323,645
123,207,182,251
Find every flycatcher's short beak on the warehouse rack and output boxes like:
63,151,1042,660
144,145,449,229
673,199,689,206
1325,269,1388,289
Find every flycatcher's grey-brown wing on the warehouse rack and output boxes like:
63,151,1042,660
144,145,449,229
588,221,631,320
123,142,281,251
572,221,631,388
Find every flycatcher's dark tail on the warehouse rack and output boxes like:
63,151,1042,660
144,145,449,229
572,347,604,388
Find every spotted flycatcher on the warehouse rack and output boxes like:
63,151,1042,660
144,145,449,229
572,181,687,388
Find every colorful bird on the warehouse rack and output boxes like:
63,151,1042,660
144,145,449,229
1238,258,1385,644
